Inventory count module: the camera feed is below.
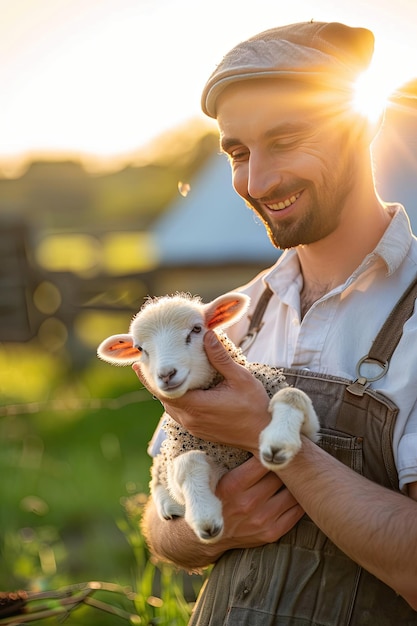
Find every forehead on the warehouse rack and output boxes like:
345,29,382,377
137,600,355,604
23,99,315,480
131,301,203,339
216,78,344,137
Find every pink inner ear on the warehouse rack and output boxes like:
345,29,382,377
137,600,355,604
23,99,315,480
109,339,134,351
207,299,242,329
107,338,141,359
120,345,142,358
98,334,141,363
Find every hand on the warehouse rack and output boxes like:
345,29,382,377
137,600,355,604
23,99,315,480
133,330,271,455
141,455,304,571
215,456,304,550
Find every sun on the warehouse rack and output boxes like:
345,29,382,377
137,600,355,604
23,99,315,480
352,62,405,124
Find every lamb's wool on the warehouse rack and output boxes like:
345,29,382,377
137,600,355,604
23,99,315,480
153,329,288,489
98,292,318,539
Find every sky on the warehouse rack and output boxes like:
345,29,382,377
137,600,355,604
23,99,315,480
1,0,417,171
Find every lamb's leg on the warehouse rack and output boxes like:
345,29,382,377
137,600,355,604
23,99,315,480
170,451,224,543
151,456,185,520
259,387,320,470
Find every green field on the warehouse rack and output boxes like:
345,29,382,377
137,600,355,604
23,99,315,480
0,350,203,624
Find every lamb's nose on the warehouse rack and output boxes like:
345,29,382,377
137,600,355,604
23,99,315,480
158,368,177,384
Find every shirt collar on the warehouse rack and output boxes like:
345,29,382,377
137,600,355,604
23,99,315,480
263,204,413,295
371,204,413,275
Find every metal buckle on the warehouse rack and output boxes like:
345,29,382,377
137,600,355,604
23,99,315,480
356,355,389,382
347,356,389,397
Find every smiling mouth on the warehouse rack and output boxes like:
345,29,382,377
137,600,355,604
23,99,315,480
266,192,301,211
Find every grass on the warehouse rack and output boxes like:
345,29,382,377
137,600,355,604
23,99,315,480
0,373,204,624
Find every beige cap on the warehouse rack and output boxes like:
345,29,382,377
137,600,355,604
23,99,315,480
201,21,374,118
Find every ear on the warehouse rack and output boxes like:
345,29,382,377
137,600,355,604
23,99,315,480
97,333,142,365
203,292,250,330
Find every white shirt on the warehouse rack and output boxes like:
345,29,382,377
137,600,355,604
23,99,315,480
227,204,417,492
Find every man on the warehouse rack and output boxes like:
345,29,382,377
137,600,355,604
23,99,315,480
137,21,417,624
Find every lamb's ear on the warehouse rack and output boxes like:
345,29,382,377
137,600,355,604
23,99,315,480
97,334,142,365
203,292,250,330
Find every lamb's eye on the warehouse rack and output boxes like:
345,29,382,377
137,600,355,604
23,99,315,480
186,325,202,344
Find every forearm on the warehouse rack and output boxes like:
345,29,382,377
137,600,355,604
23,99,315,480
278,438,417,609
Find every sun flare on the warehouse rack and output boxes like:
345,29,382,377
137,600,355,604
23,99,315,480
352,63,405,124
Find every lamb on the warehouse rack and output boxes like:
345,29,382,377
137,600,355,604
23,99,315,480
97,292,320,543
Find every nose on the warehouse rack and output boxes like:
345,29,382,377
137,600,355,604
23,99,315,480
158,367,177,385
247,153,283,200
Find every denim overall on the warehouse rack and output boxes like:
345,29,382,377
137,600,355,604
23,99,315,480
189,279,417,626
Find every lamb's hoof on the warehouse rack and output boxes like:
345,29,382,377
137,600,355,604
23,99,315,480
159,502,185,520
261,446,295,469
197,523,223,543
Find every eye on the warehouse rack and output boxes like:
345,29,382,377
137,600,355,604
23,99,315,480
186,324,203,344
228,147,249,163
134,343,148,356
271,136,301,152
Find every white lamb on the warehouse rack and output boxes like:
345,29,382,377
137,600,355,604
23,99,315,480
97,292,320,543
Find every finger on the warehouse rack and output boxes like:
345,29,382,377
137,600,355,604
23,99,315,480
272,497,304,524
132,362,143,379
203,330,244,376
266,502,305,543
132,363,157,395
224,456,284,490
259,488,303,524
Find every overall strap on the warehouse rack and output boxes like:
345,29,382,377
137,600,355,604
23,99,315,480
238,285,273,352
348,273,417,395
368,273,417,363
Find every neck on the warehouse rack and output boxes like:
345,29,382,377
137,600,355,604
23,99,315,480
297,187,391,315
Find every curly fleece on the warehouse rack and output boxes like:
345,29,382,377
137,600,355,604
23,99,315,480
152,329,288,489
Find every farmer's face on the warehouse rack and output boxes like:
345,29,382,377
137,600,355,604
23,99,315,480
217,79,358,249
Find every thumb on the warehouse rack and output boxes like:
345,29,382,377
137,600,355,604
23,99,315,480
132,362,147,386
203,330,239,375
132,362,159,397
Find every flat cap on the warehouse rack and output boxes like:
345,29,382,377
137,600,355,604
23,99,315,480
201,21,374,118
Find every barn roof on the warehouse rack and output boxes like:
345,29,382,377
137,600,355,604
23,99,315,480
152,153,278,266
